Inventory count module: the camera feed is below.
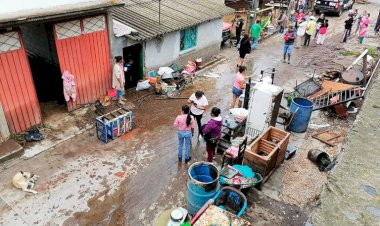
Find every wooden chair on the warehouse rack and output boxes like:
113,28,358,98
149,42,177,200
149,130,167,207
221,136,248,169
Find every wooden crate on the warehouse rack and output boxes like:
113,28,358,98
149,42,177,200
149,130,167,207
259,126,290,167
244,139,278,178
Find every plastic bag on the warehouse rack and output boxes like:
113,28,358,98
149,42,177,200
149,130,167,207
136,80,151,91
198,134,205,144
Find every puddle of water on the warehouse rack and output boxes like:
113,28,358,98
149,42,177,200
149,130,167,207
367,206,380,218
362,185,377,197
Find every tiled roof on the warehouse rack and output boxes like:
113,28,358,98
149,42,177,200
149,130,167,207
113,0,235,41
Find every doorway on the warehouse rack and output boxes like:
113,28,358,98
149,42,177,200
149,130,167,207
20,23,66,120
123,44,143,89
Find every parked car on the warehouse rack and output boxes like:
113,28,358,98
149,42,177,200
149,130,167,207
314,0,355,16
222,22,232,46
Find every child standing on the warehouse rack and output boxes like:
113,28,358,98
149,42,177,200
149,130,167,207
359,24,368,44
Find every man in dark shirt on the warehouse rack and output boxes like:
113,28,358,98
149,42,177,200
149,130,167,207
235,15,244,45
283,25,296,64
342,15,354,43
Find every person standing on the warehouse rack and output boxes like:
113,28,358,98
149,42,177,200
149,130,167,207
294,9,305,29
315,13,325,38
283,25,296,64
316,19,329,45
361,13,370,28
359,24,368,44
230,66,247,109
296,18,307,48
250,20,263,50
202,107,222,162
188,91,208,136
304,16,316,46
342,15,354,43
174,105,195,163
277,11,288,33
237,34,251,67
355,10,366,35
112,56,125,103
124,59,134,90
235,15,244,45
375,10,380,35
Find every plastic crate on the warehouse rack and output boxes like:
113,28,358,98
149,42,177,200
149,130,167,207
96,108,133,143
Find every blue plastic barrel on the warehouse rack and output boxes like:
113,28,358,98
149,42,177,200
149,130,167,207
289,98,313,133
187,162,220,216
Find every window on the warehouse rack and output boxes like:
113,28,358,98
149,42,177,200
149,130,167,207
180,26,198,52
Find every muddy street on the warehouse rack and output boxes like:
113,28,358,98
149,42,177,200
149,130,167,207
1,1,380,225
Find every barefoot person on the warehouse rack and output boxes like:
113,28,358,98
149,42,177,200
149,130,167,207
174,105,195,163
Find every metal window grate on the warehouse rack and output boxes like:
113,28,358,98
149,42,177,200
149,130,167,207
83,16,106,34
55,20,81,40
0,32,21,53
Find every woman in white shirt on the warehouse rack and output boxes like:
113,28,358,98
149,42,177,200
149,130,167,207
187,91,208,135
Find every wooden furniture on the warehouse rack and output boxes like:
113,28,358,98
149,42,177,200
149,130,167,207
221,136,248,169
243,126,290,187
260,126,290,166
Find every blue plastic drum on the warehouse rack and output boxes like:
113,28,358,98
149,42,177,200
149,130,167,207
289,98,314,133
186,162,220,216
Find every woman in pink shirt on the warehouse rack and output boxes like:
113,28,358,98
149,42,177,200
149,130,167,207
359,24,368,44
174,105,195,163
230,66,247,109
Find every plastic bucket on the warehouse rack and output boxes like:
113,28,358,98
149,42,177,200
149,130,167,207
186,162,220,216
289,98,313,133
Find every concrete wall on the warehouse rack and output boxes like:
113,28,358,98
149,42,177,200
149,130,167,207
144,18,223,72
110,19,223,73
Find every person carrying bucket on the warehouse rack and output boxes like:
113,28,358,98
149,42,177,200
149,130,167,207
174,105,195,163
202,107,222,162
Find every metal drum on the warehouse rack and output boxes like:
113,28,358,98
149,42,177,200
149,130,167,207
342,69,364,85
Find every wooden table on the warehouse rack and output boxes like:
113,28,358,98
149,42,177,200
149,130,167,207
193,205,251,226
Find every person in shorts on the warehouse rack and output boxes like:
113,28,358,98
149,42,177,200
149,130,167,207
230,65,247,108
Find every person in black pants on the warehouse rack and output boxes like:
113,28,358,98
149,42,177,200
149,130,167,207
235,15,244,46
342,15,354,43
188,91,208,136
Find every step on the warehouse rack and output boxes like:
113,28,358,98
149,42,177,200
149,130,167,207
0,139,24,164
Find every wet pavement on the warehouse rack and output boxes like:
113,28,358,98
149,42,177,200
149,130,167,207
1,2,380,225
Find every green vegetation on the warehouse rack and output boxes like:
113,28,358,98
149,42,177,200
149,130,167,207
367,47,379,58
340,49,361,57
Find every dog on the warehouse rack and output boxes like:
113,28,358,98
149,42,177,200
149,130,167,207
12,171,39,194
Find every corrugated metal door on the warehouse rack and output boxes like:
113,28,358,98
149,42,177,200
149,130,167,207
0,31,41,133
54,15,112,110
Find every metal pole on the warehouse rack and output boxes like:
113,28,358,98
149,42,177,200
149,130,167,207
271,68,275,84
244,77,252,109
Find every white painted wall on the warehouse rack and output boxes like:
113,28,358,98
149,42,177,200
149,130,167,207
144,32,180,70
196,18,223,49
144,19,223,70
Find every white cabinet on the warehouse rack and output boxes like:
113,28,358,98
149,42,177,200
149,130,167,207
245,82,283,141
